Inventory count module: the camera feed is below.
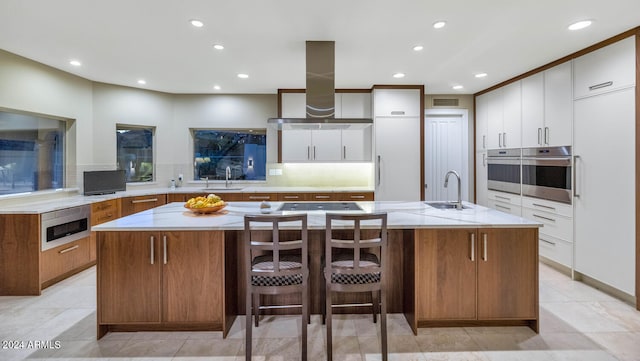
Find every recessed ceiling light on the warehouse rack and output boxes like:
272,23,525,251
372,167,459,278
237,73,249,79
568,20,592,31
69,60,81,67
393,72,405,78
190,19,204,27
213,44,224,50
433,21,446,29
413,45,424,51
213,85,221,90
137,79,146,85
452,85,463,90
475,73,488,78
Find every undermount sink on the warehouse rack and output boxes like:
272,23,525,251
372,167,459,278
425,201,467,210
202,187,244,191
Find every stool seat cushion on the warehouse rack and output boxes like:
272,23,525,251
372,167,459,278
328,252,381,285
251,254,303,286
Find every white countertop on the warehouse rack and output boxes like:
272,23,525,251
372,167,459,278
92,201,541,231
0,186,374,214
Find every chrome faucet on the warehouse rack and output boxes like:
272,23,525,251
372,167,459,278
203,176,209,188
225,166,231,188
444,170,463,210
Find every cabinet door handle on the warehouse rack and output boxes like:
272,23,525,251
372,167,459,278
537,128,542,145
314,195,331,199
132,198,158,204
495,195,510,201
377,155,381,186
533,214,556,223
343,145,347,160
573,155,580,198
59,244,79,254
503,132,507,147
470,233,475,262
483,135,486,149
532,203,556,211
589,81,613,91
283,195,300,199
349,195,365,199
249,195,271,200
540,238,556,246
163,235,167,265
482,153,486,167
498,133,502,148
495,204,511,211
150,236,155,265
313,146,316,160
482,233,488,261
544,127,549,145
307,146,310,160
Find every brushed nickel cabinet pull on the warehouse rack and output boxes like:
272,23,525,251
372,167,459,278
495,195,510,201
538,128,542,145
482,233,488,261
131,198,158,204
589,81,613,91
314,195,331,199
495,204,511,211
59,245,79,254
532,203,555,211
150,236,155,265
533,214,556,223
544,127,549,145
498,133,502,148
470,233,475,262
377,155,381,186
483,135,486,149
283,195,300,199
307,146,310,160
249,196,271,200
163,235,167,265
390,110,405,115
313,146,316,160
482,153,486,167
503,132,507,147
350,195,365,199
573,155,580,198
343,145,347,160
540,238,556,246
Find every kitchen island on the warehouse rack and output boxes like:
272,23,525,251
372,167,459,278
93,201,541,338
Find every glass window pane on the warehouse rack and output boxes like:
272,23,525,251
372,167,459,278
0,111,65,195
116,127,154,182
193,129,266,181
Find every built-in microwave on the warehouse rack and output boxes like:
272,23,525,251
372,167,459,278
521,146,572,204
487,148,521,195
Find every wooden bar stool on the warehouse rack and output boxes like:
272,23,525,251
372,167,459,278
244,213,309,361
323,212,388,361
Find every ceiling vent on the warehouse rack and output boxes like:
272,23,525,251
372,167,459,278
433,98,459,107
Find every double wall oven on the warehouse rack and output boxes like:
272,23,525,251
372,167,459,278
521,146,572,204
487,148,521,195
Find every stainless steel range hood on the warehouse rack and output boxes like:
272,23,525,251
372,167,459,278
268,41,373,128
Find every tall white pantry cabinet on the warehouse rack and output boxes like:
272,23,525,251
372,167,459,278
573,36,636,297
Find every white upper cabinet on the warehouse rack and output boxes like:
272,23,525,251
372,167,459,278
521,61,573,148
281,128,342,162
521,73,544,148
573,36,636,99
543,61,573,146
339,93,372,118
373,89,421,117
342,126,372,161
281,92,306,118
487,82,521,149
486,88,503,149
475,93,489,151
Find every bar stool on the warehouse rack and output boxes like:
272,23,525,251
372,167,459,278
244,213,309,361
323,212,388,361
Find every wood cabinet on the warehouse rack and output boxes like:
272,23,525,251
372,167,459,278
573,36,636,99
336,192,374,201
168,192,243,203
120,194,167,216
90,199,120,261
41,236,91,285
242,192,277,201
97,231,228,333
0,214,40,295
277,193,311,201
413,227,538,329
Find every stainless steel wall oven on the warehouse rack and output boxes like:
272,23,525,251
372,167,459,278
487,148,521,194
521,146,572,204
41,205,90,251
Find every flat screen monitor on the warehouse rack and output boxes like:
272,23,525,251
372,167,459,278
83,170,126,195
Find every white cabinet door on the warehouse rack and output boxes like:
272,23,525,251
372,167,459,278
475,151,488,206
375,116,421,201
282,129,312,161
521,73,544,148
573,36,636,99
373,89,421,117
574,88,635,296
281,93,306,118
544,61,573,146
475,94,489,151
342,127,371,161
340,93,372,118
486,88,504,149
310,129,342,161
501,81,521,149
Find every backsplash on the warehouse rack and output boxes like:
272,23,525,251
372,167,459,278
266,162,373,187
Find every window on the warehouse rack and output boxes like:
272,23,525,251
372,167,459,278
116,126,154,182
0,110,66,195
193,129,266,181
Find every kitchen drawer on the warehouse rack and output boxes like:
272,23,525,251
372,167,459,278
41,237,91,284
488,199,522,216
522,207,573,241
539,233,572,268
336,192,374,201
120,194,167,216
522,196,572,218
91,199,120,225
309,192,336,201
242,193,277,201
487,190,522,207
277,193,311,201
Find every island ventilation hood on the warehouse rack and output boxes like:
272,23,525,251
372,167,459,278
268,41,373,128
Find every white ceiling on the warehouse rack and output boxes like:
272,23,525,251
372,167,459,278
1,0,639,95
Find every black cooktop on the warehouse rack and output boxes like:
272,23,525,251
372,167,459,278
278,202,363,211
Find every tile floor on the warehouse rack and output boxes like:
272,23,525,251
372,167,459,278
1,263,639,361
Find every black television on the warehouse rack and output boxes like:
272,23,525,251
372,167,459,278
83,170,126,195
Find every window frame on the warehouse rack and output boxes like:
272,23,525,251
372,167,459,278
116,124,156,183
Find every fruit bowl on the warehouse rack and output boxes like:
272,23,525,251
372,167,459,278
184,203,227,214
